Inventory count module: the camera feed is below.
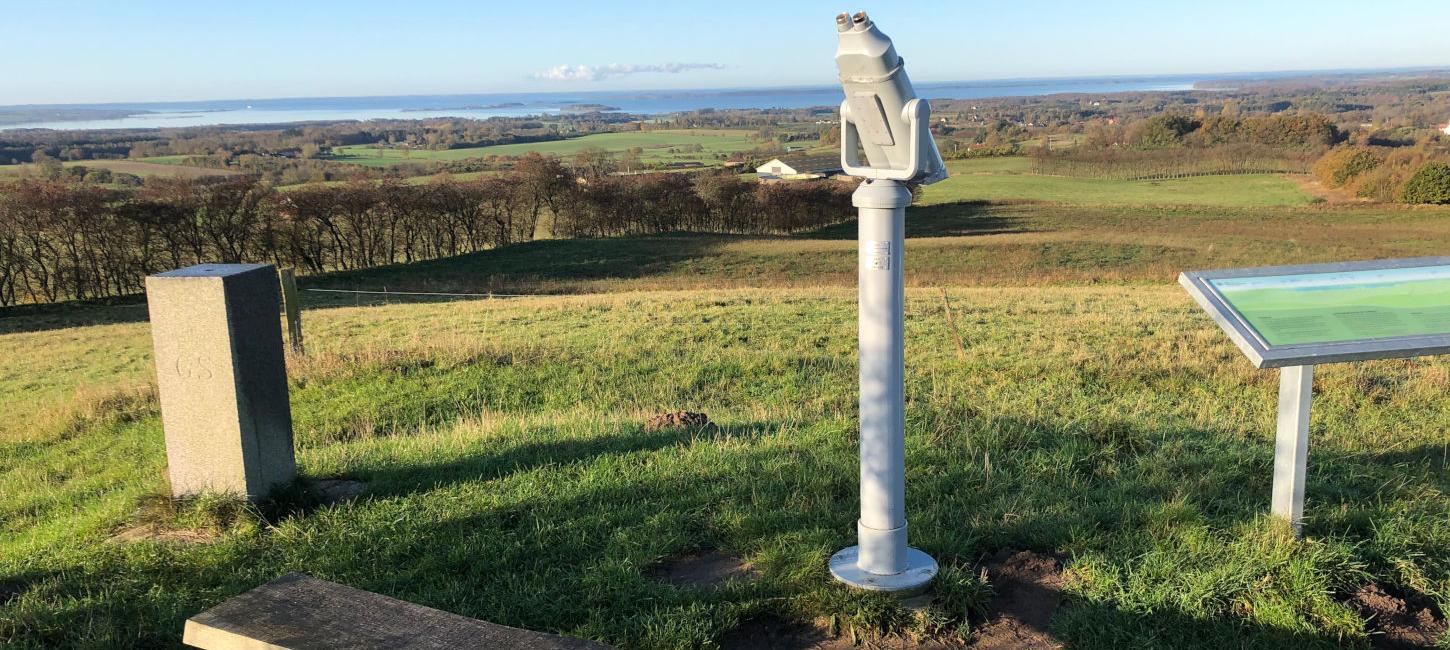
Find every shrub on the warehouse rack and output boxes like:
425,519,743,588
1400,162,1450,204
1312,147,1383,187
1128,114,1201,149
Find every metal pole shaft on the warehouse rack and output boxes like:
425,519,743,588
1272,364,1313,534
855,180,911,575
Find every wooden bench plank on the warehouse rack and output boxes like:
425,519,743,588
183,573,612,650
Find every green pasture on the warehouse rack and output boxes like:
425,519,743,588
0,159,236,180
923,158,1314,207
328,130,758,168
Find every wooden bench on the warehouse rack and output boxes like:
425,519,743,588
183,573,612,649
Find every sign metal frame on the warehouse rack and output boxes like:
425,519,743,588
1181,255,1450,534
1179,256,1450,369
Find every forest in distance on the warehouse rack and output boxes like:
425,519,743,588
0,161,855,306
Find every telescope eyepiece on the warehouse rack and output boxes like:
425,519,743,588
837,10,871,32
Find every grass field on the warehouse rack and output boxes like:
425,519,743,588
0,159,239,180
3,161,1449,649
929,158,1314,207
328,130,758,168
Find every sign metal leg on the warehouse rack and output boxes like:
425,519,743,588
1271,364,1313,534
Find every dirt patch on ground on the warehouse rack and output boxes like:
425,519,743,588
645,410,711,432
1346,583,1447,649
720,617,839,649
720,616,962,650
313,479,367,504
651,550,758,588
971,551,1064,650
1287,174,1368,205
106,523,214,544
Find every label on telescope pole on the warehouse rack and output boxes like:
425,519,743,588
863,241,892,271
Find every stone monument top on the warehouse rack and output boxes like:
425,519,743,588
154,264,273,279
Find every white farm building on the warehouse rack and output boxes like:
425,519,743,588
755,154,843,181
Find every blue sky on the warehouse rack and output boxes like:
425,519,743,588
6,0,1449,105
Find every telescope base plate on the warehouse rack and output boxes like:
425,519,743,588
829,546,938,594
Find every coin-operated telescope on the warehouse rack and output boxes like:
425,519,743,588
828,10,943,595
835,10,948,184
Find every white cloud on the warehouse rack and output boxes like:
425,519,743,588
532,62,727,82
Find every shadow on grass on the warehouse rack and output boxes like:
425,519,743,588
357,422,771,500
0,298,148,336
0,201,1036,326
805,200,1032,239
8,411,1430,648
310,234,745,294
1055,599,1354,649
1359,444,1450,492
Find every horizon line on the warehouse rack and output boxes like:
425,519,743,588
4,64,1448,110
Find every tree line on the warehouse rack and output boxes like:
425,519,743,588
0,154,855,306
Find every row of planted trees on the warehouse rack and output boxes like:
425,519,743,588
0,154,857,306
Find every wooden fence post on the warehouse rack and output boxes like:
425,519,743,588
279,268,304,355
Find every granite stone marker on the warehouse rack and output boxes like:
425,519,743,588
146,263,296,500
183,573,612,649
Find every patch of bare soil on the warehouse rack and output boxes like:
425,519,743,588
1346,583,1447,649
720,617,962,650
645,410,711,432
313,478,367,504
720,617,839,649
971,551,1064,650
651,550,758,589
1288,174,1367,205
106,523,214,544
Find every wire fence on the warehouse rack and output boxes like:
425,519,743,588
305,288,534,301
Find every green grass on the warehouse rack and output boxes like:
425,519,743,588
329,130,758,168
925,158,1315,207
0,159,238,179
136,155,201,166
3,287,1447,648
4,160,1450,649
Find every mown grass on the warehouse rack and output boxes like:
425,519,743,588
328,130,758,168
2,287,1447,649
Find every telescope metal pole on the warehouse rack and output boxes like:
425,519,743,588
829,178,938,593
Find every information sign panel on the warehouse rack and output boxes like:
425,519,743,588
1180,257,1450,368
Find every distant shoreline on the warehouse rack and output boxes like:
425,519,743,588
5,67,1447,132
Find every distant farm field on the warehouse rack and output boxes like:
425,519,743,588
328,130,758,167
0,159,238,179
927,158,1313,207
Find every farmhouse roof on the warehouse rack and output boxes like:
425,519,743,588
776,154,842,174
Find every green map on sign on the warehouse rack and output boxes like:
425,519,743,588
1209,266,1450,346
